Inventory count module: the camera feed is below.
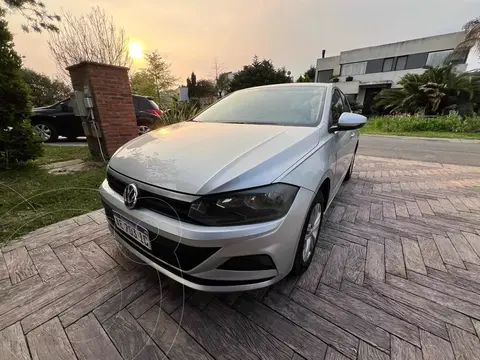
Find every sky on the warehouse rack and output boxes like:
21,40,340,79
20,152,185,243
5,0,480,85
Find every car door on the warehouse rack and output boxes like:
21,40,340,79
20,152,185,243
56,99,84,137
330,89,353,191
338,90,357,167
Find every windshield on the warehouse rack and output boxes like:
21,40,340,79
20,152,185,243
194,86,326,126
148,99,160,110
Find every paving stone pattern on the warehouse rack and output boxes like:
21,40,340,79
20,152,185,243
1,155,480,359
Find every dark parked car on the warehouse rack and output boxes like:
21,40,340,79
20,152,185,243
30,95,162,142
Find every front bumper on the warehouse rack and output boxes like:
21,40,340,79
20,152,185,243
99,179,313,292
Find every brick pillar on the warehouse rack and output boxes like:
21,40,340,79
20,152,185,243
66,62,137,159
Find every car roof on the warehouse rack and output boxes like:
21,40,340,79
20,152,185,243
132,94,154,100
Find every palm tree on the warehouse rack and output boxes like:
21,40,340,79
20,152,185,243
375,66,480,115
449,17,480,64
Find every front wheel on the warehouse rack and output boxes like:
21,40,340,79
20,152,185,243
291,192,324,275
34,122,58,142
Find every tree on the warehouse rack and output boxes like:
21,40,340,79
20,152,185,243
375,66,480,115
229,56,292,92
20,68,71,107
131,71,156,98
450,17,480,63
130,51,177,107
48,6,130,75
296,66,315,82
143,51,177,99
211,57,226,82
296,74,312,83
216,72,231,97
186,72,197,98
2,0,60,32
211,57,226,96
186,73,216,99
195,79,216,98
0,13,42,168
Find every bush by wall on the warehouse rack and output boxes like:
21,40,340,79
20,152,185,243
0,15,43,169
0,120,44,169
364,112,480,133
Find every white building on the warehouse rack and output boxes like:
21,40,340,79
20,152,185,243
315,32,469,113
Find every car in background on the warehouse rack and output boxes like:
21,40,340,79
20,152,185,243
99,83,367,292
31,95,162,142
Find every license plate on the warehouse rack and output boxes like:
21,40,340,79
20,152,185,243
113,212,151,250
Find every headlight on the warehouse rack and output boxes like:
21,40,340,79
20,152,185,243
188,183,299,226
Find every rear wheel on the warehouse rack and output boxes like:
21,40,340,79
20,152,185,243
137,119,152,135
138,125,151,134
34,122,58,142
291,192,324,275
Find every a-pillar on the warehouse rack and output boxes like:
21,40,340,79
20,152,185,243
66,62,137,159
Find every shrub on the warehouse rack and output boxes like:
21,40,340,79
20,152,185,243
365,113,480,133
0,15,43,169
0,120,44,169
153,100,201,128
374,66,480,115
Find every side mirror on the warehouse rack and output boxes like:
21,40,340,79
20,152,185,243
330,112,367,132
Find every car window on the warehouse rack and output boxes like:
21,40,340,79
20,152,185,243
137,97,159,111
147,99,160,110
194,86,326,127
57,99,73,112
339,91,351,112
331,89,345,125
132,97,140,111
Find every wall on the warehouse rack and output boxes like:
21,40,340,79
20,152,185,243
68,62,137,159
340,32,465,63
338,68,425,88
315,56,340,81
335,81,360,95
337,63,467,90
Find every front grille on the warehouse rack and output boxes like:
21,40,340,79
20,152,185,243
110,223,274,286
104,204,219,271
106,172,195,223
218,255,276,271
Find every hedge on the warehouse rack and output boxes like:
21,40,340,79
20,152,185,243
364,113,480,133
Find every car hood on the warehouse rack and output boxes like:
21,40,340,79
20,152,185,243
108,121,319,195
32,107,56,115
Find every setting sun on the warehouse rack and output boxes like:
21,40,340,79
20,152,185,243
128,41,144,60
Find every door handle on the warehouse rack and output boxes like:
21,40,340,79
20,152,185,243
350,132,356,138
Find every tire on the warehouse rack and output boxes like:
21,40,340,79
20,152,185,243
67,135,78,142
137,120,152,135
33,121,58,143
291,191,325,275
344,152,356,181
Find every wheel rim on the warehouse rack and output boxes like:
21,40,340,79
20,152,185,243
302,203,322,262
138,125,151,134
34,124,51,141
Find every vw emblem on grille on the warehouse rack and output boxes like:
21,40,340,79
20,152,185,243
123,183,139,209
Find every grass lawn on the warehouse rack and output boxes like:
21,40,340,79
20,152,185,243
0,146,106,243
361,126,480,140
361,115,480,139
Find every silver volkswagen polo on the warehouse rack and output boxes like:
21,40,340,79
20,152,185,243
99,83,366,292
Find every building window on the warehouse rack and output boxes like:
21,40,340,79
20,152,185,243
340,62,367,76
395,56,408,71
317,69,333,83
426,50,453,67
382,58,394,72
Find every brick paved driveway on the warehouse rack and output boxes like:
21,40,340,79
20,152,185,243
1,155,480,360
